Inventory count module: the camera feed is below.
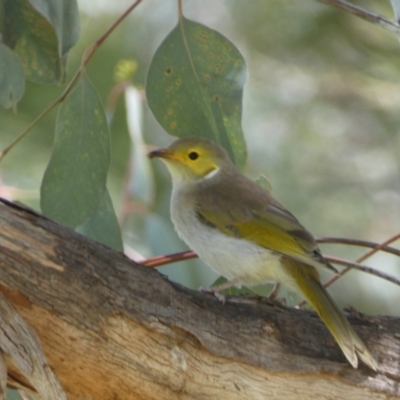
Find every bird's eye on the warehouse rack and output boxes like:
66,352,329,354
188,151,199,160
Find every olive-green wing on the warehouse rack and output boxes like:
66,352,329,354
197,203,336,273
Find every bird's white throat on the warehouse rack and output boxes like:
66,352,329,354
203,167,220,180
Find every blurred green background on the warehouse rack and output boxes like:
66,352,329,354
0,0,399,317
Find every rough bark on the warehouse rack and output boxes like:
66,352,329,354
0,198,398,399
0,290,67,399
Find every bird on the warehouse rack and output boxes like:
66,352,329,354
148,136,378,370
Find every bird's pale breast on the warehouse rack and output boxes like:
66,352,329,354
171,185,299,291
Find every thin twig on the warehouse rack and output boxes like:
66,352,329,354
296,232,400,307
141,235,400,270
316,237,400,258
0,0,143,163
141,232,400,308
357,233,400,263
177,0,183,17
316,0,400,36
0,66,82,163
140,250,196,268
141,245,400,289
323,232,400,288
324,256,400,287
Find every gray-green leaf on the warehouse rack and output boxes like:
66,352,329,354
41,72,111,228
76,189,123,252
3,0,79,83
146,17,247,169
0,43,25,110
255,174,272,192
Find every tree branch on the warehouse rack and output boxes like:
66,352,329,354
0,199,398,399
316,0,400,36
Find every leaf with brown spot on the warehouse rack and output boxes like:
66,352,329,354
2,0,79,84
146,17,247,169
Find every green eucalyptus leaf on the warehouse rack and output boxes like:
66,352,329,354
41,72,110,228
28,0,80,55
146,17,247,169
0,43,25,110
6,389,23,400
3,0,79,83
255,173,272,192
0,0,5,32
76,189,123,252
211,276,253,295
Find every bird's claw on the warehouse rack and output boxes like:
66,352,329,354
199,286,226,304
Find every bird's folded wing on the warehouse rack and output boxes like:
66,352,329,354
197,203,337,273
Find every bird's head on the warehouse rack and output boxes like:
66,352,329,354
148,137,233,185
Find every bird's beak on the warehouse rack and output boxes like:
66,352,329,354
148,148,184,162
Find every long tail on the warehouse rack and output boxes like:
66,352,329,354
283,259,378,370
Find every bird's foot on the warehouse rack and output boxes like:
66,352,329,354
199,287,226,304
264,282,286,305
344,305,365,319
268,282,281,300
